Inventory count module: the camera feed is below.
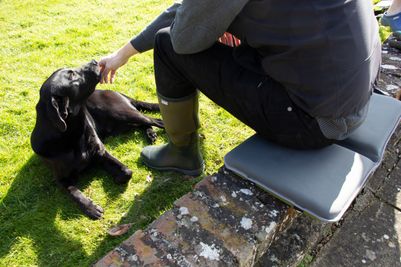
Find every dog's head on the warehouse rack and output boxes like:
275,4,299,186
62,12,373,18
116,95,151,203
39,60,100,132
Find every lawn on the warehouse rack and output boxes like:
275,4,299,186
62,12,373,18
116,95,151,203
0,0,252,266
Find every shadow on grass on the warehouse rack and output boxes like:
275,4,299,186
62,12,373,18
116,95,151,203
86,167,201,265
0,130,204,266
0,155,90,266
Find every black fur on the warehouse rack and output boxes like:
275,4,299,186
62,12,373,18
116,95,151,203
30,60,163,219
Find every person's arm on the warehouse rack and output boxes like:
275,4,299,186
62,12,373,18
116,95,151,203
170,0,248,54
99,3,180,83
130,3,180,53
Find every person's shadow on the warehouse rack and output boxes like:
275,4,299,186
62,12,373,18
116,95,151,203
0,131,202,266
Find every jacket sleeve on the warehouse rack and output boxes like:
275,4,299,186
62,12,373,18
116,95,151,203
170,0,248,54
130,3,180,53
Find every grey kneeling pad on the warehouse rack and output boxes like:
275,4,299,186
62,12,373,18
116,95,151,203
224,94,401,222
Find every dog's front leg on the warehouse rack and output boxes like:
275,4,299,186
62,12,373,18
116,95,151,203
67,185,104,219
84,112,106,157
49,154,104,219
84,112,132,184
97,151,132,184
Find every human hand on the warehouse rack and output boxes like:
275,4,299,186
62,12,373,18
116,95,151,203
98,52,127,84
98,43,139,84
218,32,241,47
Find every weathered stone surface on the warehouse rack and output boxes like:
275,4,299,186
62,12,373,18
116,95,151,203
255,214,330,267
94,169,297,267
377,152,401,210
312,200,401,267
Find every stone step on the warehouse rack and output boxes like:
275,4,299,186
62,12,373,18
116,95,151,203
94,171,298,266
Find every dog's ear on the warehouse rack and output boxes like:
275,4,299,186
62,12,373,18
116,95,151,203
47,95,69,132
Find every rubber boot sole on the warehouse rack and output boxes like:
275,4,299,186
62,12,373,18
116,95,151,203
141,157,204,177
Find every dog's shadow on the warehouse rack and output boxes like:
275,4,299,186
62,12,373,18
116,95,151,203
0,131,202,266
0,155,90,265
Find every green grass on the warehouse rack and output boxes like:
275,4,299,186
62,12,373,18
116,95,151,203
0,1,252,266
1,1,392,266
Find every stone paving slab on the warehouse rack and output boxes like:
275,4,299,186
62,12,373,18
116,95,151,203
312,200,401,267
377,153,401,210
255,214,330,267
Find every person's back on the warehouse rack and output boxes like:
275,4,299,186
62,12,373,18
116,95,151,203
229,0,381,118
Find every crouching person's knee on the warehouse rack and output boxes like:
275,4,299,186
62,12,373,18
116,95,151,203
154,27,174,54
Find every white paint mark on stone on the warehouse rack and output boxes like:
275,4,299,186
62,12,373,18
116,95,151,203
220,196,227,203
199,242,220,261
241,217,253,230
294,233,302,242
381,64,398,70
190,216,199,222
265,221,277,233
231,191,237,198
366,250,377,261
240,189,253,195
361,232,369,242
270,254,280,263
129,255,138,262
382,50,388,54
269,210,279,218
179,207,189,216
386,84,399,91
166,254,173,260
362,259,367,264
390,56,401,61
383,234,390,240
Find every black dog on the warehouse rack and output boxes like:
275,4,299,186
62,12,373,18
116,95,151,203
31,60,163,219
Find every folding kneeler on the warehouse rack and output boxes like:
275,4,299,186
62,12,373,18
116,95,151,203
224,94,401,222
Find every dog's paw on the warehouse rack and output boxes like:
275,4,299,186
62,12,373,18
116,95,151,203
154,118,164,129
146,128,158,143
114,167,132,184
85,202,104,220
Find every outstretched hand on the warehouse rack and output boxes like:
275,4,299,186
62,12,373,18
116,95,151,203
98,43,139,84
98,52,127,84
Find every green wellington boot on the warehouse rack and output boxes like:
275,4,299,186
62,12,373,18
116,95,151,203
140,93,204,176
